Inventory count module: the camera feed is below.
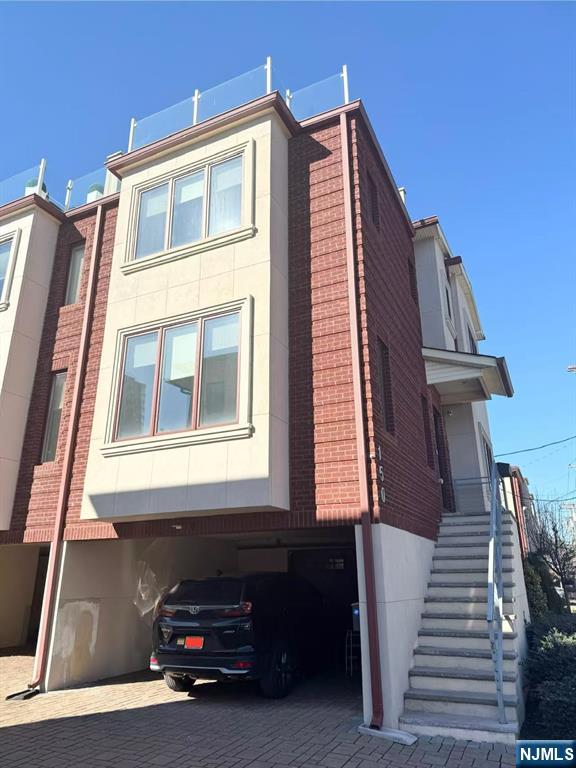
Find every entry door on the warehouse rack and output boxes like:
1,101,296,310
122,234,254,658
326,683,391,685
433,408,453,511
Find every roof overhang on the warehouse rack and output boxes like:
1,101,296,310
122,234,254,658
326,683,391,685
107,92,301,179
0,193,66,225
423,346,513,404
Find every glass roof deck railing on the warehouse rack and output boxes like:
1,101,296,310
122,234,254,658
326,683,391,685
127,61,349,152
0,161,46,208
286,67,349,122
64,167,120,211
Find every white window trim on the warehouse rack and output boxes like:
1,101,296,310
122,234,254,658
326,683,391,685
101,295,254,458
122,140,256,276
0,229,22,311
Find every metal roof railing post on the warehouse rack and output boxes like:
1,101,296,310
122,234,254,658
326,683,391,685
192,89,200,126
64,180,73,211
37,159,46,196
342,64,350,104
128,118,137,152
265,56,272,94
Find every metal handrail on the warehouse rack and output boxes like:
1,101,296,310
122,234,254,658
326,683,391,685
487,461,507,723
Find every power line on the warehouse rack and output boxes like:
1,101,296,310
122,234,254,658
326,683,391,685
494,434,576,458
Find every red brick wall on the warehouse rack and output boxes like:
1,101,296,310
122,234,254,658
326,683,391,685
350,116,444,540
288,120,361,527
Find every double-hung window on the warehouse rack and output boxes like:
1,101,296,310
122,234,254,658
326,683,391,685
115,311,240,440
64,244,85,305
0,239,11,300
135,155,243,260
41,372,67,462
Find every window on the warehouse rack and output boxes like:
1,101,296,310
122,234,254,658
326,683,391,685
408,260,419,303
134,155,243,260
468,327,478,354
64,244,85,305
379,341,395,434
208,156,242,236
421,395,434,469
0,239,11,299
115,312,240,441
367,173,379,228
41,372,67,462
445,285,453,320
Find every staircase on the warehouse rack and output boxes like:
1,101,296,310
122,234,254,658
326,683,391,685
398,508,523,744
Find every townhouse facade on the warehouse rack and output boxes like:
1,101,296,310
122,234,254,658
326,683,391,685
0,68,529,743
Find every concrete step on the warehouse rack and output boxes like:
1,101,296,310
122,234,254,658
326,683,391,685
427,583,515,600
422,613,516,632
430,568,513,583
437,531,513,546
435,542,513,557
441,511,513,525
424,598,515,616
438,521,513,535
414,645,517,673
417,628,517,651
404,688,518,720
433,556,512,570
409,666,517,696
398,712,518,745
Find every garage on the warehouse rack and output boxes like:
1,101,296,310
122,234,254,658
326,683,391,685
0,544,48,652
42,527,361,697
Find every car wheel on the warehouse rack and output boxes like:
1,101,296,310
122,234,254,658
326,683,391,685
164,674,196,692
259,644,295,699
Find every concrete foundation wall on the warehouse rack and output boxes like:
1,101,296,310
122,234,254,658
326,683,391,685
44,536,237,691
355,523,434,730
0,544,39,648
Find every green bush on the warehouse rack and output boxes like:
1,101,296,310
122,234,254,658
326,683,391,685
526,626,576,739
537,676,576,739
527,628,576,685
524,560,548,620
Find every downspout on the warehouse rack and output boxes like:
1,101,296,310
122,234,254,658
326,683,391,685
339,112,384,730
28,204,106,693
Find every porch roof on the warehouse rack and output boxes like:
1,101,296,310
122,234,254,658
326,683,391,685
422,347,513,404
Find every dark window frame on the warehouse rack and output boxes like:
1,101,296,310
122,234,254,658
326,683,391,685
63,242,85,306
379,340,395,434
421,394,435,469
367,172,380,229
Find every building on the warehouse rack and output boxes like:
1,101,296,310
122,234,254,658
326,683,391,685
0,65,529,743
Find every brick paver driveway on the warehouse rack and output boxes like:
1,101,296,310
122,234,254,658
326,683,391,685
0,650,515,768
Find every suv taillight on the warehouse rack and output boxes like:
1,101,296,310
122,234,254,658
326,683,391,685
222,601,252,617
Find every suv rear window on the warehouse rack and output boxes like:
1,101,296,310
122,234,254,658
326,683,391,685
167,578,243,605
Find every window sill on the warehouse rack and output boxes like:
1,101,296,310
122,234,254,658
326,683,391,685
101,422,254,457
121,225,257,276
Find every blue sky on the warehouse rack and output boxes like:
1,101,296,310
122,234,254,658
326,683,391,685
1,1,574,502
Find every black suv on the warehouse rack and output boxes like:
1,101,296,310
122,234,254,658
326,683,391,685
150,573,323,698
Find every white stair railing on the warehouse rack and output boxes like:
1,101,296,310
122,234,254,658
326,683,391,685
487,461,507,723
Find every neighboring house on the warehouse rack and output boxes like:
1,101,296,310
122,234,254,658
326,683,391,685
0,69,528,743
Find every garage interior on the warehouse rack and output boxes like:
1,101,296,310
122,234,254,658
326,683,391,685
37,527,361,693
0,544,49,652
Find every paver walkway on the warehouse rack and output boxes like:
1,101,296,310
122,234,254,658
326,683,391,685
0,650,516,768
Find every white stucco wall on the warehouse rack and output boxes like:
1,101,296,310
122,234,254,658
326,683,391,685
0,207,60,529
44,536,238,691
0,544,40,647
82,111,290,523
355,523,435,730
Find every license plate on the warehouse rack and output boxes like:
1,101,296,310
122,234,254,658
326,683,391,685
184,636,204,650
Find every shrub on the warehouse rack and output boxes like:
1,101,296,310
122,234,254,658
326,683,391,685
527,628,576,685
537,677,576,739
524,560,548,620
527,553,567,614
